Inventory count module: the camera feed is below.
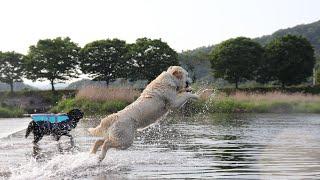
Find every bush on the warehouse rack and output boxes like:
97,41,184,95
0,106,25,118
51,98,128,115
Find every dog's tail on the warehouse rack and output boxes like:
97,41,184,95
88,126,105,137
88,114,118,137
25,121,35,138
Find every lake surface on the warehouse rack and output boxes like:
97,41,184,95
1,114,320,179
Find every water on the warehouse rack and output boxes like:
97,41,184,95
0,118,30,138
1,114,320,179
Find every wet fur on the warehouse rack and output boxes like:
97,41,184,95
88,66,201,161
25,110,83,144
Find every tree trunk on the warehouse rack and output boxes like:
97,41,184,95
106,78,110,87
10,82,14,93
50,80,55,91
235,81,239,89
281,82,285,89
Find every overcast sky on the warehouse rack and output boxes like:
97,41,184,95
1,0,320,88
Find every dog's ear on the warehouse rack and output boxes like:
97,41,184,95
172,69,183,80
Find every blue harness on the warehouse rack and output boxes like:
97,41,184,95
31,114,70,124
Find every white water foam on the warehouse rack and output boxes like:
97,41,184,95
9,149,184,179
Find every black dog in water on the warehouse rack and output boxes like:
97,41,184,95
25,109,84,144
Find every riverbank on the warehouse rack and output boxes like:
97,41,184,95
50,86,138,115
0,106,25,118
52,90,320,116
2,87,320,118
190,91,320,113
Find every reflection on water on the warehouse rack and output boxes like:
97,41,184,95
1,114,320,179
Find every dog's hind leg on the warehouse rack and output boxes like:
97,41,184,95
33,135,43,144
99,140,112,162
25,121,35,138
64,134,74,146
55,135,61,141
90,139,104,154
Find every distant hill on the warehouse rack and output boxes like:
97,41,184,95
65,79,105,90
65,78,148,90
255,20,320,55
0,82,36,92
178,46,214,81
178,19,320,82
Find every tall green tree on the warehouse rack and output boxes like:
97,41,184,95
0,51,24,93
259,35,315,87
128,38,178,82
210,37,264,88
80,39,129,86
24,37,80,91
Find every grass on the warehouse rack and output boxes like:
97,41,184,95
50,98,129,115
0,106,25,118
76,86,140,103
51,86,139,115
50,86,320,116
190,91,320,113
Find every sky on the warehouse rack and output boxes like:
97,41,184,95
1,0,320,88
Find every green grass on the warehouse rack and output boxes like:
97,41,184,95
50,98,129,115
0,106,25,118
0,90,76,104
190,98,320,114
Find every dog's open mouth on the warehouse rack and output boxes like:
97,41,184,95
185,82,192,92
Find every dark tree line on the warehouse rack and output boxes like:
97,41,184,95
210,35,316,88
0,51,24,92
0,34,315,92
0,37,178,92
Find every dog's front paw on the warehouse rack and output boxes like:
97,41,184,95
198,89,214,100
98,156,105,163
188,93,200,100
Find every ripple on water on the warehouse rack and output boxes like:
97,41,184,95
1,114,320,179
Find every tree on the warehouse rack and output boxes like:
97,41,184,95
23,37,80,91
80,39,129,86
0,51,24,93
259,35,315,87
210,37,264,88
128,38,178,82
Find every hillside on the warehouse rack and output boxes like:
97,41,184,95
255,20,320,55
179,19,320,82
178,46,214,81
65,79,99,90
0,82,36,92
66,78,148,90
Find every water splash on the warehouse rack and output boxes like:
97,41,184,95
200,88,218,114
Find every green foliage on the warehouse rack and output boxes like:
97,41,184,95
0,51,24,93
210,37,264,88
0,106,25,118
220,86,320,94
316,70,320,85
190,97,320,114
23,37,80,91
260,35,315,87
51,98,128,115
128,38,178,82
80,39,129,86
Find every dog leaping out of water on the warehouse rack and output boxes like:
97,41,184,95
88,66,212,161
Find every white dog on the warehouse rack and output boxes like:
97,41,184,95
88,66,207,161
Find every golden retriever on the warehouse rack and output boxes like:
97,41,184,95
88,66,209,161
